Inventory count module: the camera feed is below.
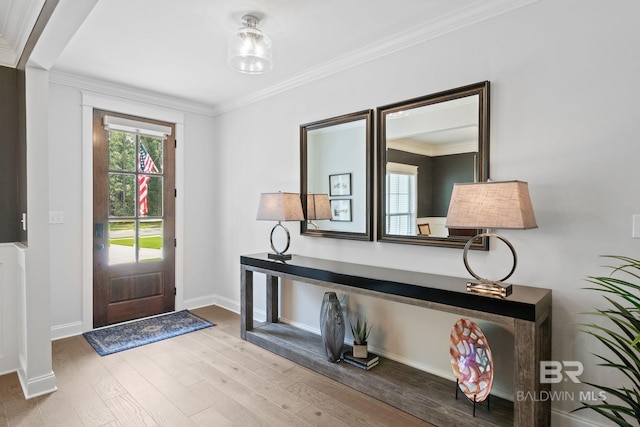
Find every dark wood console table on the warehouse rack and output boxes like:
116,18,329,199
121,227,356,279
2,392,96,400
240,253,551,427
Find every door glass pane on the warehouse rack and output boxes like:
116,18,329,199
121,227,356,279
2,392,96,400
139,219,163,262
109,173,136,217
109,220,135,264
139,137,163,173
108,131,136,171
105,128,166,265
138,175,163,217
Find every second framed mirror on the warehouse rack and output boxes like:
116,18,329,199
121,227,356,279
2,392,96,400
301,110,373,241
377,81,490,249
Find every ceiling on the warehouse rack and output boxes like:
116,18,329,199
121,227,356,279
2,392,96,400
0,0,536,114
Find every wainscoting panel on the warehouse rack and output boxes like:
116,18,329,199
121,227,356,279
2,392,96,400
0,244,19,375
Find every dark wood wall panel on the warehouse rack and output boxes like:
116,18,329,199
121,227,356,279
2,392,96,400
0,66,20,243
16,69,26,244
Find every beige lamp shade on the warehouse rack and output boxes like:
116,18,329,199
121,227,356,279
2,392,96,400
445,181,538,230
306,194,332,220
256,192,305,221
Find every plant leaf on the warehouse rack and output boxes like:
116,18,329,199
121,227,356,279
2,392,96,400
578,255,640,425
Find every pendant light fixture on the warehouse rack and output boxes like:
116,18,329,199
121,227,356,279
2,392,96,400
228,14,273,74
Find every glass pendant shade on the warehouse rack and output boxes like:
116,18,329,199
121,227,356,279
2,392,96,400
228,14,273,74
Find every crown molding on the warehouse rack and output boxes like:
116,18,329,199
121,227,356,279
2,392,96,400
0,45,17,68
49,70,217,116
389,138,477,157
211,0,539,116
0,0,46,68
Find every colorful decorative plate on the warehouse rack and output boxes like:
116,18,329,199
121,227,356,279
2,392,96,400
449,318,494,402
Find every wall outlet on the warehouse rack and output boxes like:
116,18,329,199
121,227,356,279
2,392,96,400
49,211,64,224
633,215,640,238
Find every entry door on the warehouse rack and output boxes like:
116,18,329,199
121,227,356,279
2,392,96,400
93,109,176,328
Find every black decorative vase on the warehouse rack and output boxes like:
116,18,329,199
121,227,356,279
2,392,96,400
319,292,345,362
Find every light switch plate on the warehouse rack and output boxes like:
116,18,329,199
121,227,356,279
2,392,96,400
49,211,64,224
633,215,640,238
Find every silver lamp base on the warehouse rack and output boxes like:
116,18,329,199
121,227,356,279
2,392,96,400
268,222,293,261
463,232,517,299
466,281,513,298
268,252,292,261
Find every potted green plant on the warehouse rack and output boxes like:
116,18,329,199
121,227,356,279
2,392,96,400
350,316,372,358
573,255,640,426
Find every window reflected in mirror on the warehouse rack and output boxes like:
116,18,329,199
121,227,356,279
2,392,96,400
385,162,418,235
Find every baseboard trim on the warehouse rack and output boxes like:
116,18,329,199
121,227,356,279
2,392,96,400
17,368,57,399
51,321,84,341
551,408,606,427
0,353,18,376
212,295,239,314
182,294,218,311
279,316,320,335
207,295,268,322
183,294,244,316
0,367,17,377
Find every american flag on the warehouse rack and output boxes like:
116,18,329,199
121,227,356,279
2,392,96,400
138,144,158,216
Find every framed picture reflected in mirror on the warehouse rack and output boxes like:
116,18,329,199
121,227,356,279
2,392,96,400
330,199,352,222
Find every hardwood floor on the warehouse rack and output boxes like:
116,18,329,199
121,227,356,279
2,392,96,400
0,306,434,426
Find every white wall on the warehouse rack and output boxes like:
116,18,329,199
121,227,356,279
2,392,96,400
209,1,640,425
308,124,367,232
48,83,84,334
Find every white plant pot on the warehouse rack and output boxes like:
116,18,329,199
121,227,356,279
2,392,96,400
353,343,368,358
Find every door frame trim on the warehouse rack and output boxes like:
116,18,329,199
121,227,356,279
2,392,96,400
81,92,185,332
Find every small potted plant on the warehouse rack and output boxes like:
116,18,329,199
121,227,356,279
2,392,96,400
350,316,372,358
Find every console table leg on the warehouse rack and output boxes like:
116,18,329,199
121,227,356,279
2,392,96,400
266,274,279,323
241,267,253,339
514,315,551,427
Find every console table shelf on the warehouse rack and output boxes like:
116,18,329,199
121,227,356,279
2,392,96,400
247,322,513,426
240,253,552,426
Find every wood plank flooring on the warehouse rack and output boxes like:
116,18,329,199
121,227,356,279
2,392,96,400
0,306,435,426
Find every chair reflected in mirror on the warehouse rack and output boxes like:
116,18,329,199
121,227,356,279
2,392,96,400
418,223,431,236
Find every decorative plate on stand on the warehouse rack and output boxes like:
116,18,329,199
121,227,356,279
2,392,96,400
449,318,494,403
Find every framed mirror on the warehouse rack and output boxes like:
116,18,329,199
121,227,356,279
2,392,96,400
377,81,490,249
301,110,373,241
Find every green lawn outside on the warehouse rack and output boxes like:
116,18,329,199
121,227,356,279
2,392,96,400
110,235,162,249
109,221,162,231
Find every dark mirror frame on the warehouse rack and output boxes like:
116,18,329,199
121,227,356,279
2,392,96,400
376,81,490,249
300,110,374,241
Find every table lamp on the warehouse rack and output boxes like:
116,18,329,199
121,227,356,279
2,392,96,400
256,192,305,260
306,194,332,229
445,181,537,298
